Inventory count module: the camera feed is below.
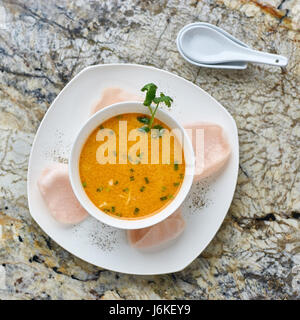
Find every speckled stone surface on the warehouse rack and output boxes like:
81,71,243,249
0,0,299,300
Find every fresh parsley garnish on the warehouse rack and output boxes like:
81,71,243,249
138,126,150,133
141,83,157,107
153,124,164,130
141,83,173,131
137,116,150,124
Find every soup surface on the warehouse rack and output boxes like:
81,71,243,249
79,113,185,219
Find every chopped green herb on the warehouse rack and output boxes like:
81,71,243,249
173,182,180,187
139,126,150,133
82,182,87,188
144,177,149,184
111,206,115,213
134,208,140,215
123,188,129,193
174,163,179,171
153,124,164,130
103,208,110,213
130,168,134,172
140,186,145,192
161,186,167,192
137,116,150,124
99,125,104,130
116,213,122,217
114,180,119,185
160,196,168,201
168,194,174,199
96,187,103,192
179,173,184,179
130,176,135,181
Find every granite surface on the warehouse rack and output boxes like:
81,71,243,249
0,0,299,300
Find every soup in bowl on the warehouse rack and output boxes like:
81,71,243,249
69,102,195,229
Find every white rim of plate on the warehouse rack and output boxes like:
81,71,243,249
27,63,239,274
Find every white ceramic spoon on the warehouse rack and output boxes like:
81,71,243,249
180,25,288,67
177,23,248,69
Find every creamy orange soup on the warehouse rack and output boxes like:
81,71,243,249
79,113,185,219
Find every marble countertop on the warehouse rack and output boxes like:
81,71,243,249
0,0,299,300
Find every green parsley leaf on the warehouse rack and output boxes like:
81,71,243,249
153,124,164,130
153,92,173,107
137,116,150,124
141,83,157,106
138,126,150,133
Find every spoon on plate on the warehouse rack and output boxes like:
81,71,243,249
177,22,249,69
179,25,288,67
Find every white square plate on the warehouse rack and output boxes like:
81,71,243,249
27,64,239,275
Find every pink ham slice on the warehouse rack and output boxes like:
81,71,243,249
90,87,142,115
38,163,88,224
127,208,185,250
184,123,231,181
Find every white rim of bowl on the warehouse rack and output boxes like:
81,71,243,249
69,101,195,230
